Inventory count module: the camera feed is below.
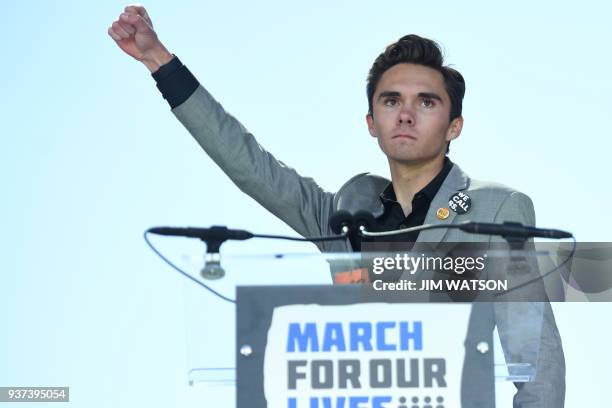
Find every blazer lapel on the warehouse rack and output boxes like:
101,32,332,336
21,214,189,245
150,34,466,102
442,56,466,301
416,163,470,246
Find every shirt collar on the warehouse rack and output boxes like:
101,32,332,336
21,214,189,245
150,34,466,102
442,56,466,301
379,157,454,205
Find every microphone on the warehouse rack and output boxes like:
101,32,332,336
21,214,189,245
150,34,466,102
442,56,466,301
353,210,377,234
149,226,253,241
329,211,354,235
457,221,572,239
149,226,253,280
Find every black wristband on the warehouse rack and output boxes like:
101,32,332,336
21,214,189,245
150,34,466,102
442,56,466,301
152,56,200,109
151,55,182,82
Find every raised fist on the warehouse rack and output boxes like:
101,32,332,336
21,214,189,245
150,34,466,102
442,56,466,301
108,5,172,72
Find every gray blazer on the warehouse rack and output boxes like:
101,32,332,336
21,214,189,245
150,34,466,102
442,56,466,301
172,85,565,407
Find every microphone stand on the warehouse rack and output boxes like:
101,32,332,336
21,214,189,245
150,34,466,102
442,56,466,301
200,228,227,280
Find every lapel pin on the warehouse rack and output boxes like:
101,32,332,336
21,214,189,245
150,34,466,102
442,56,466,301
448,191,472,214
436,207,450,220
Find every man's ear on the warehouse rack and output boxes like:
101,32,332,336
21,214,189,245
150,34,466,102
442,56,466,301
446,116,464,142
366,113,377,138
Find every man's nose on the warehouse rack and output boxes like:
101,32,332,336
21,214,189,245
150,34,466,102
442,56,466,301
398,106,415,126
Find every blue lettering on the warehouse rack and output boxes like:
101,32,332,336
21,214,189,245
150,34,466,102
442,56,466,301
349,396,369,408
376,322,396,351
286,321,422,353
322,397,345,408
322,323,346,352
372,396,392,408
349,322,372,351
399,321,423,350
297,396,391,408
287,323,319,352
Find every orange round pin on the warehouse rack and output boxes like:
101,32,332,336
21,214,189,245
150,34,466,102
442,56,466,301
436,207,450,220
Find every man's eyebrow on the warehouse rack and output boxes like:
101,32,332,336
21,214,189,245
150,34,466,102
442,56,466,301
417,92,444,103
376,90,444,103
377,91,401,100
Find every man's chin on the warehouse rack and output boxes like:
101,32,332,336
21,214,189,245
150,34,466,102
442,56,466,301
385,153,444,168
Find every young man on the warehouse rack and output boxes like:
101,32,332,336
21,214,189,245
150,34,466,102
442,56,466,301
109,5,565,406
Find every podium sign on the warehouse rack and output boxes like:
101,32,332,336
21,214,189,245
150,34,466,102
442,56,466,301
237,286,495,408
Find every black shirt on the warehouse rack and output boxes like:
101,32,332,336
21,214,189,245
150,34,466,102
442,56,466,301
352,157,453,251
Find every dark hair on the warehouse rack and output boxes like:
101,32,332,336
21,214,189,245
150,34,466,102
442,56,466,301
366,34,465,122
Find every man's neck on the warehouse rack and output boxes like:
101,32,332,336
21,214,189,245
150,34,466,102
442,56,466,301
388,156,445,216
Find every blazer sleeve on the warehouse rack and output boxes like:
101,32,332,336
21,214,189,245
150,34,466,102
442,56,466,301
170,85,335,243
491,192,566,408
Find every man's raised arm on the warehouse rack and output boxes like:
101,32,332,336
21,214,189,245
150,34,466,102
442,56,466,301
108,5,339,247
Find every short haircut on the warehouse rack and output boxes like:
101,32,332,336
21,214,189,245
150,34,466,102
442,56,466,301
366,34,465,122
